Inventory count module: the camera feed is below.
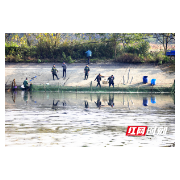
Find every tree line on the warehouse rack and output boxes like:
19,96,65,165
5,33,175,64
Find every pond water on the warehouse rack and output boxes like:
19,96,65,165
5,91,175,147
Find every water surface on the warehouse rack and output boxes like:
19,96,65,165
5,91,175,147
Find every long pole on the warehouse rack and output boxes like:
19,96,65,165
130,76,133,84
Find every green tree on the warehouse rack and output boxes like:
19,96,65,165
105,33,151,60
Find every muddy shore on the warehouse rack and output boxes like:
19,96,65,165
5,62,175,92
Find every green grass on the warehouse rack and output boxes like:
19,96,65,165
30,84,174,93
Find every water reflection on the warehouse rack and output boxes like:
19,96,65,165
143,97,148,106
94,95,102,109
84,101,89,109
11,91,17,103
108,94,114,108
5,91,176,111
142,96,157,106
52,100,59,110
151,96,156,104
5,92,175,147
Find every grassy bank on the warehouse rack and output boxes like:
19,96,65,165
31,84,175,93
6,83,175,93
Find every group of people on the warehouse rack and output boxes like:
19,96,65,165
84,64,115,88
22,62,115,90
51,62,67,80
94,73,115,88
51,63,115,88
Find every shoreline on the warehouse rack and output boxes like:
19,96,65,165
5,62,175,93
6,84,175,93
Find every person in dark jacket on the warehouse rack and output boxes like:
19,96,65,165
94,73,101,87
108,75,115,88
62,62,67,78
51,64,59,80
84,65,90,80
23,78,29,90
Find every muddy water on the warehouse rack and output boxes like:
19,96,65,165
5,91,175,147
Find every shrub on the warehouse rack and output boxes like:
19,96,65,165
138,54,145,63
146,53,155,62
124,46,138,54
6,54,23,62
6,55,15,62
163,56,170,64
155,52,164,64
146,52,172,64
158,60,162,65
67,56,73,63
60,51,74,63
62,52,66,61
124,41,150,56
116,53,141,63
137,41,150,56
38,59,41,63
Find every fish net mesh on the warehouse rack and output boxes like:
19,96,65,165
30,81,175,93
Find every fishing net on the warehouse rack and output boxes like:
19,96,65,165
30,81,175,93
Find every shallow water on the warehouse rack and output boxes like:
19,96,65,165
5,91,175,147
